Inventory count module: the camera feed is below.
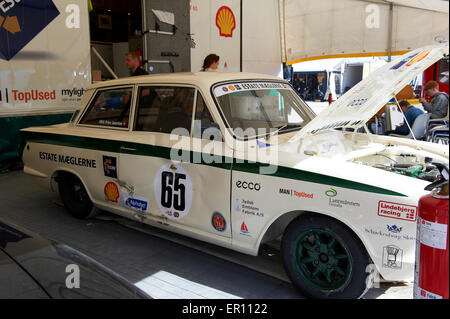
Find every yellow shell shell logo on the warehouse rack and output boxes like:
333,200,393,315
216,6,236,38
104,182,119,203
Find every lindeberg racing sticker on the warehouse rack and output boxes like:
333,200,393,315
154,163,193,220
213,82,290,97
378,201,417,222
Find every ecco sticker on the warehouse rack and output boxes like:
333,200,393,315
154,163,192,220
211,212,226,232
103,155,117,178
104,182,119,203
378,201,417,222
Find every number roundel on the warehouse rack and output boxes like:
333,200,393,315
154,163,193,220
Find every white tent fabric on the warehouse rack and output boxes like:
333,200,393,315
282,0,449,64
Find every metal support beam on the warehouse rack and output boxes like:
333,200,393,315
91,46,118,79
387,2,394,62
141,0,149,73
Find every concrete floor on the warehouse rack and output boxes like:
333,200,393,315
0,170,413,299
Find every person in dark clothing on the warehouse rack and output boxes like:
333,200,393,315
385,100,424,135
419,81,449,119
125,51,148,76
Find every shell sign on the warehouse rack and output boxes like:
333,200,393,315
104,182,119,203
215,6,236,38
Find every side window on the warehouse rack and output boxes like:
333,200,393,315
79,87,133,128
135,86,195,136
193,93,222,141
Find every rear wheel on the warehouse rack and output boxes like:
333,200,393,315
58,173,96,219
281,213,369,299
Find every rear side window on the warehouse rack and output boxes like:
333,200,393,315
79,87,133,128
135,86,195,136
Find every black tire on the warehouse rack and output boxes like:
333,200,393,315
281,213,369,299
58,173,95,219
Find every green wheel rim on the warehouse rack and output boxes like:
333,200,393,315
293,228,352,291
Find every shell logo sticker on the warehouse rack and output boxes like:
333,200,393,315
216,6,236,38
104,182,119,203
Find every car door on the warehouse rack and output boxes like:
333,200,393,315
117,85,232,238
76,85,135,211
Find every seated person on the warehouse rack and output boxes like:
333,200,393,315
367,85,415,134
419,81,449,119
385,100,424,135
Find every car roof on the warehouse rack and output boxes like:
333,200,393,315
89,72,286,90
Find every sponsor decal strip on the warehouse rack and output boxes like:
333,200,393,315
214,82,290,97
23,131,406,197
378,201,417,222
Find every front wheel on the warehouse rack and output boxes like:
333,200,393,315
281,213,370,299
58,173,96,219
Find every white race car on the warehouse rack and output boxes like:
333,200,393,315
21,44,449,298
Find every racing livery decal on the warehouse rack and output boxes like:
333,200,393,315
104,182,119,203
154,163,193,220
378,201,417,222
0,0,60,61
103,155,118,178
123,195,148,213
382,245,403,270
325,187,360,209
240,222,250,236
211,212,226,232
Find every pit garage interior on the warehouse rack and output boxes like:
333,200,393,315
0,0,449,301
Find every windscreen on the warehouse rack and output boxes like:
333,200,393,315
213,82,314,139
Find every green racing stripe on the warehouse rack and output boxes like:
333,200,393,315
21,131,406,197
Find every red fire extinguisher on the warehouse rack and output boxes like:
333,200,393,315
414,163,449,299
328,93,333,105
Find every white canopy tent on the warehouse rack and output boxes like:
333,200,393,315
280,0,449,65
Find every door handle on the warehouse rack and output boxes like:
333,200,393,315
120,146,137,152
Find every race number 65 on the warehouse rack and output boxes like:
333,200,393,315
155,163,192,219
